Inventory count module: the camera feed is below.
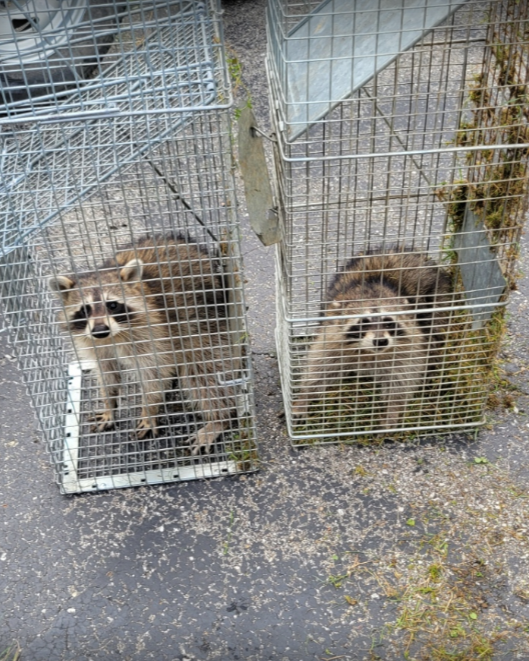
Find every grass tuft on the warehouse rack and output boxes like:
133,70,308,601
0,644,21,661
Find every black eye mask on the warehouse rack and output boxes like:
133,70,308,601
106,301,132,325
71,305,92,330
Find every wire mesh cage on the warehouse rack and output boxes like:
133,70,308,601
0,0,258,493
266,0,529,444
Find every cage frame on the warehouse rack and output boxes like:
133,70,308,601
0,0,259,493
266,0,529,445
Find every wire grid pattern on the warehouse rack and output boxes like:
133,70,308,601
267,0,529,443
0,0,257,493
1,0,230,253
0,1,229,114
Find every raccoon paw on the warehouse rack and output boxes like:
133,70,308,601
379,411,402,430
91,411,115,433
189,421,225,455
136,417,158,439
291,399,308,419
189,434,210,456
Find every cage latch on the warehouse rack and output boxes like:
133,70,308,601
237,105,281,246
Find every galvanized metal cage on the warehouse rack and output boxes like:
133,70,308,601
267,0,529,443
0,0,258,493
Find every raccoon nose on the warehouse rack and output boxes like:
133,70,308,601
374,337,389,348
92,324,110,339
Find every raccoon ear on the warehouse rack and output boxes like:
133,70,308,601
49,275,75,297
325,300,342,316
325,301,342,317
119,258,144,283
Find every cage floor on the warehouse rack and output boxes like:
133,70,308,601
62,362,256,493
283,330,490,445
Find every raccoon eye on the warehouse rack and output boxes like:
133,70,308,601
360,317,372,327
106,301,119,312
346,324,362,340
382,317,396,331
79,305,91,318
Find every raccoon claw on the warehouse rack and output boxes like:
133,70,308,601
189,423,225,455
136,418,157,439
189,435,208,456
91,412,115,433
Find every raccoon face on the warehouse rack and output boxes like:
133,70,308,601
67,296,134,340
344,314,408,352
49,259,145,342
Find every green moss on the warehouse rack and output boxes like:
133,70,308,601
437,13,529,253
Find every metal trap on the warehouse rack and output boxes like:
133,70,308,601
0,0,258,492
267,0,529,444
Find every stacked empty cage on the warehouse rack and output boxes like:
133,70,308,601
267,0,529,443
0,0,258,493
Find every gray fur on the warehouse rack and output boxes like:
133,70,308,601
292,246,453,428
50,234,237,454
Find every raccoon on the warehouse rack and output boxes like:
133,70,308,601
49,233,238,454
292,246,453,428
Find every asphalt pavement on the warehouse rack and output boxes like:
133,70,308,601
1,1,529,659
